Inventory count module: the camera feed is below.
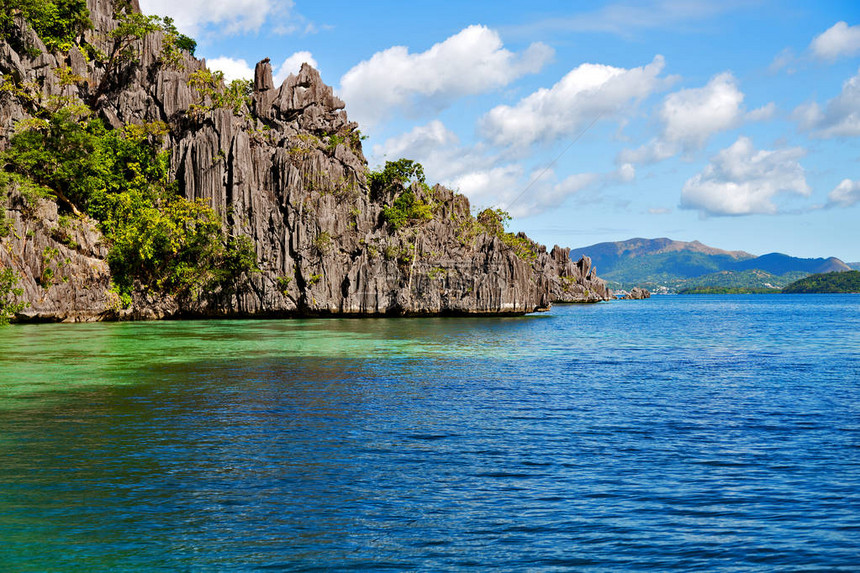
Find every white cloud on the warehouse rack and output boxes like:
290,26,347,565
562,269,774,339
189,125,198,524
339,25,553,128
680,137,810,216
451,167,602,217
619,72,745,163
769,47,797,75
616,163,636,182
140,0,277,35
274,52,318,84
480,56,669,149
372,120,633,218
745,102,776,122
371,120,461,170
810,22,860,61
828,179,860,207
659,72,744,148
207,57,253,82
794,68,860,138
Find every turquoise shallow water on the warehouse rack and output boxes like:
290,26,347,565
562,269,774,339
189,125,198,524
0,295,858,570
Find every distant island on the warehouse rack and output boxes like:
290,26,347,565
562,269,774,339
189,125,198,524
570,237,853,294
782,271,860,294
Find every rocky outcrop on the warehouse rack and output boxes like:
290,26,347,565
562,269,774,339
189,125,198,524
0,190,114,321
625,287,651,300
546,249,611,303
0,0,610,321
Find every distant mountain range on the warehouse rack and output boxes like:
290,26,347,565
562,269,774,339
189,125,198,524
570,238,853,292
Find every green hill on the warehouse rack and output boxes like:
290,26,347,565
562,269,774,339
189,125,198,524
570,238,852,292
782,271,860,293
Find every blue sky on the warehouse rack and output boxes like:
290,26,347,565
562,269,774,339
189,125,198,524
139,0,860,261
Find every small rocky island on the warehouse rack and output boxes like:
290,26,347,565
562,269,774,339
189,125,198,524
0,0,610,322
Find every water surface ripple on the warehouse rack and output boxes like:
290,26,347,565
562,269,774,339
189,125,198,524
0,295,858,570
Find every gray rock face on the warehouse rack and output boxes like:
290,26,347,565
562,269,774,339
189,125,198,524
0,190,113,322
625,287,651,300
0,0,610,321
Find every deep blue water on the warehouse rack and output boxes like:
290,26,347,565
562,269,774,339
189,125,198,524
0,294,858,570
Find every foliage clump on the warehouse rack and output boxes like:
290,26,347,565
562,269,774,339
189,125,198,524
381,190,434,230
0,0,91,53
188,69,252,117
0,267,28,325
368,159,426,196
159,16,196,67
370,159,435,231
782,270,860,294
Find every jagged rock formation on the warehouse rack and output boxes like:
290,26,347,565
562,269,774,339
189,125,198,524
0,0,610,321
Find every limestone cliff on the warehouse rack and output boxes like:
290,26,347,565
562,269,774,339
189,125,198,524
0,0,610,321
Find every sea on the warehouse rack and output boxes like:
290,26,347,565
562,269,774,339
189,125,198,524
0,294,858,570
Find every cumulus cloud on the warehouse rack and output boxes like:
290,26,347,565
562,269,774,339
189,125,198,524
371,121,462,171
810,21,860,61
451,167,603,217
659,72,744,148
680,137,810,216
620,72,745,163
794,68,860,138
745,102,776,122
141,0,277,35
480,56,669,149
373,121,634,217
339,25,553,128
828,179,860,207
207,57,253,82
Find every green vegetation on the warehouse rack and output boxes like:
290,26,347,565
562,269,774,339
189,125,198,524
0,267,28,324
370,160,435,230
381,189,434,230
368,158,426,195
188,69,252,117
0,0,91,53
427,267,447,280
276,275,292,294
782,271,860,293
312,231,332,254
158,16,196,67
0,105,257,300
456,207,539,262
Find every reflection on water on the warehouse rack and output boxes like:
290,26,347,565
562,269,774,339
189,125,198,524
0,295,858,569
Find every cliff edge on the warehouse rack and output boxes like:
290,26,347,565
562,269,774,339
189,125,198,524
0,0,610,321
